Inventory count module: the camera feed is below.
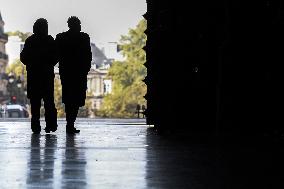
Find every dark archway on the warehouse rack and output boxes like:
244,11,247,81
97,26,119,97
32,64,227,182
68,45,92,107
144,0,284,137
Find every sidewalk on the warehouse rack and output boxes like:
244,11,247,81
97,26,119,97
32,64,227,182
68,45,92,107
0,119,149,189
1,119,281,188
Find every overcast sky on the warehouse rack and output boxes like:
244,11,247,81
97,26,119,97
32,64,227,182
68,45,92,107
0,0,146,62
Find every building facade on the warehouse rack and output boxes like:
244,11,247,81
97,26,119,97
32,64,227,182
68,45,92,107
87,68,111,110
87,43,112,110
0,11,9,103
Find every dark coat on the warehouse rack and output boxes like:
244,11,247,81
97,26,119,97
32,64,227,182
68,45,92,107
20,34,57,99
55,31,92,106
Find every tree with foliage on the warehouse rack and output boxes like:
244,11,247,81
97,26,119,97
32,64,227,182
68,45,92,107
5,59,27,105
54,77,65,117
5,31,31,81
78,92,94,117
97,19,147,118
6,31,32,42
6,59,27,79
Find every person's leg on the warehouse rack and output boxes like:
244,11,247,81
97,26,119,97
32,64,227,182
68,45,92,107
30,98,42,133
43,77,58,132
65,104,80,133
43,94,58,133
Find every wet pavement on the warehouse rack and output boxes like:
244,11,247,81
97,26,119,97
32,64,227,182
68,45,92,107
0,119,149,189
0,119,220,189
1,119,283,189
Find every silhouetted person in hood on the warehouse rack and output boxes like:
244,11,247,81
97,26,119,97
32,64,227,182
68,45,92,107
55,16,92,134
20,18,58,134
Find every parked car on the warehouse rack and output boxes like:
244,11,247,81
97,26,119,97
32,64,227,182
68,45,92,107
0,104,29,118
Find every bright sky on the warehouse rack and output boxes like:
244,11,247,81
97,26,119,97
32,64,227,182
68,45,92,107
0,0,146,63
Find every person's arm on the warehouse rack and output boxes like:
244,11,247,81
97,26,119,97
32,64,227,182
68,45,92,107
83,34,92,74
86,35,92,64
20,38,31,65
54,34,61,63
48,36,59,66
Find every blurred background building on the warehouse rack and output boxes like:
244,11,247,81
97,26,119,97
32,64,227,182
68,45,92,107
0,11,9,103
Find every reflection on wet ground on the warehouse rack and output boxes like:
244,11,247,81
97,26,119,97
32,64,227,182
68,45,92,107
0,119,283,188
0,119,147,189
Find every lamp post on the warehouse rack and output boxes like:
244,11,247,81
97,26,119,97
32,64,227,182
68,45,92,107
16,76,23,104
24,86,27,104
8,73,15,84
7,73,16,103
6,73,26,104
16,76,22,88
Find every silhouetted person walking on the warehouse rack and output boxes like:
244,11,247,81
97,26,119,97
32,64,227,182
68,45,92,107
55,16,92,134
20,18,58,134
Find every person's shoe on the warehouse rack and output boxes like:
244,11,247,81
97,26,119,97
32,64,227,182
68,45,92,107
31,125,41,134
66,126,80,134
44,126,57,133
